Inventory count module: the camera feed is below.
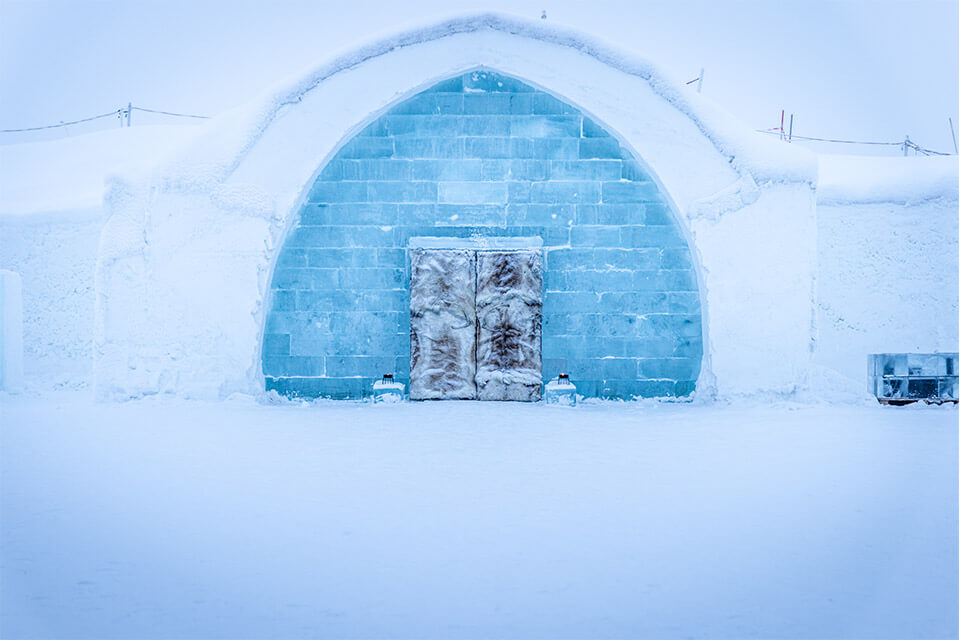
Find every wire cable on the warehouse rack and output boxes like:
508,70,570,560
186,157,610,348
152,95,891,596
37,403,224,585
0,109,122,133
1,105,211,134
756,129,902,146
757,129,953,155
906,141,951,156
130,106,210,119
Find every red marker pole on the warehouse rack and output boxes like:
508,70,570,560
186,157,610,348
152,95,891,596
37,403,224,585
780,110,785,141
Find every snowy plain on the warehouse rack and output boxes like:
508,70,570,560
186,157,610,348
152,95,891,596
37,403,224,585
1,392,957,639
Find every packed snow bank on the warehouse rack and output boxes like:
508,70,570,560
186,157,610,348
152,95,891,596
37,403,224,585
1,396,956,638
0,125,201,218
818,154,959,205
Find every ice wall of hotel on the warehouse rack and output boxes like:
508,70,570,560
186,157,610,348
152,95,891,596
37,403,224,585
261,71,702,399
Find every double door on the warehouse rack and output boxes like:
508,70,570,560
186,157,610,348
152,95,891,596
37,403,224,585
409,249,543,401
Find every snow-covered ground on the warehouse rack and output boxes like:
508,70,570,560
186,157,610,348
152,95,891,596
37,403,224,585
1,393,956,639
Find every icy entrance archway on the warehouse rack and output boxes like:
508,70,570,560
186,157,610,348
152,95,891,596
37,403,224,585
94,17,821,402
261,70,703,399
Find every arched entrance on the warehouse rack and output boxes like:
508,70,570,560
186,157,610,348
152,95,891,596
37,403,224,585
261,69,702,399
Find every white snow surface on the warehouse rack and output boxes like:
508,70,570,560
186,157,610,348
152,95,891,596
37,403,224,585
1,394,956,638
818,154,959,205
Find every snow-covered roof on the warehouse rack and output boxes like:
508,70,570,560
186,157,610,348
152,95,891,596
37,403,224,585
817,154,958,205
167,12,816,191
3,13,957,219
0,125,199,219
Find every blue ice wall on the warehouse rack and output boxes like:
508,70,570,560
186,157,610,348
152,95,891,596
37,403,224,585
263,70,702,399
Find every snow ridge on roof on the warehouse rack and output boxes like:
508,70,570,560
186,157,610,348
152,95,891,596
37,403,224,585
158,11,816,192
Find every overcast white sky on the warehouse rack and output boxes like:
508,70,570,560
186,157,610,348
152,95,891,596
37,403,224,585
1,0,957,154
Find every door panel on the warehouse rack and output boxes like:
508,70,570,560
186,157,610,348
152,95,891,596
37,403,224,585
475,251,543,401
409,249,478,400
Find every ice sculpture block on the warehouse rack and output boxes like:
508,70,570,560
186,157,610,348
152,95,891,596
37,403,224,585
409,249,477,400
544,374,577,405
476,251,543,401
372,375,405,402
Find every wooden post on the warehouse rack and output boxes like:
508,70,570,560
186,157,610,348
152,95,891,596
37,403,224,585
788,114,794,142
127,102,132,127
696,68,704,94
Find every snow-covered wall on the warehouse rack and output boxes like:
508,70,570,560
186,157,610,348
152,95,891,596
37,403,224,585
0,215,100,387
814,155,959,386
94,13,819,400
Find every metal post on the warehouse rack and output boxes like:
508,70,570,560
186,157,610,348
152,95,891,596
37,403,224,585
788,114,794,143
949,118,958,154
126,102,132,127
696,68,704,94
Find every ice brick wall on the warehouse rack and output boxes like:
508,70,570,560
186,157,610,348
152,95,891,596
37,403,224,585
263,70,702,399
